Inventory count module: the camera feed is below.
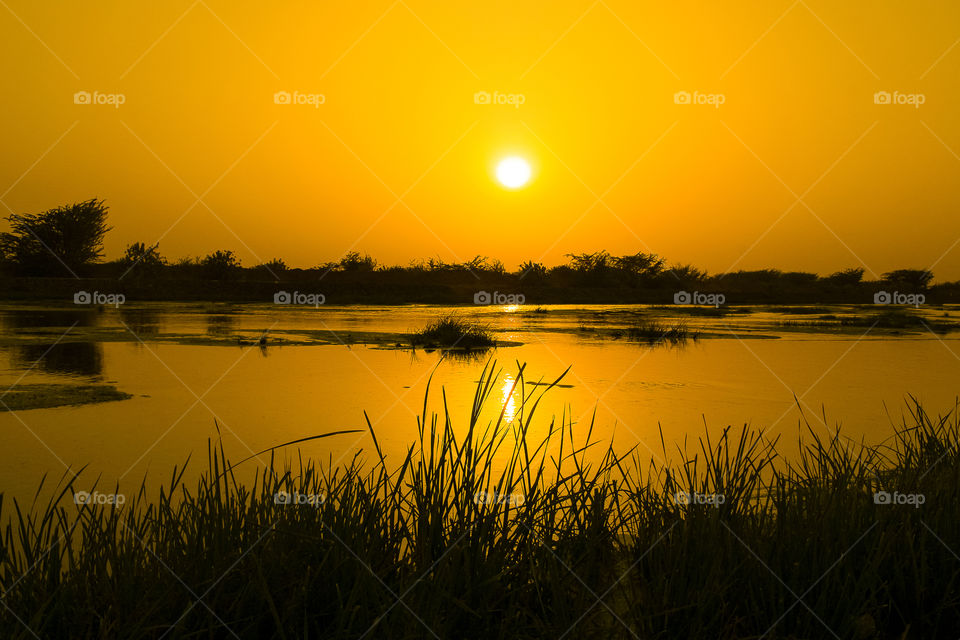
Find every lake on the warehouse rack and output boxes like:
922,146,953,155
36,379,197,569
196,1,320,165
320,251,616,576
2,303,958,504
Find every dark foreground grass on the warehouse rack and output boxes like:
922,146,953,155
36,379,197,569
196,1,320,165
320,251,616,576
2,362,960,639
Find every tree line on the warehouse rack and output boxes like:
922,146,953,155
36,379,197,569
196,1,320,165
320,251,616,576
0,199,947,302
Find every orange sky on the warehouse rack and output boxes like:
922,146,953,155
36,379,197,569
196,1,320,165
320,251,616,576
1,0,959,278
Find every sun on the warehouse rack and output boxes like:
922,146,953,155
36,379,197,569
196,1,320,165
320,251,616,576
496,157,531,189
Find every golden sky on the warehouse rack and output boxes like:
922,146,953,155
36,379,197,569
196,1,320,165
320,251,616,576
1,0,959,278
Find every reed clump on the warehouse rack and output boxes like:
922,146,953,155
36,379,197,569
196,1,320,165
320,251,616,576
410,315,496,349
625,319,697,343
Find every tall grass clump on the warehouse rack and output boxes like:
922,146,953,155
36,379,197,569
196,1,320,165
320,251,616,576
625,319,697,344
1,364,960,639
410,314,496,349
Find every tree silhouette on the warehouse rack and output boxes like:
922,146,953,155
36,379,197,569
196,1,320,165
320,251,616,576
665,263,706,285
338,251,377,272
121,241,165,278
566,250,611,273
611,252,666,280
0,199,110,276
882,269,934,290
254,258,288,279
517,260,548,280
826,267,865,285
201,250,242,281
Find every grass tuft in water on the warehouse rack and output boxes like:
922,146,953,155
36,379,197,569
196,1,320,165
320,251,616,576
840,309,956,332
625,319,697,343
0,383,132,411
410,315,496,349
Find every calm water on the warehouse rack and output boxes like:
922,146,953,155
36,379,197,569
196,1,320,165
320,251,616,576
2,303,959,503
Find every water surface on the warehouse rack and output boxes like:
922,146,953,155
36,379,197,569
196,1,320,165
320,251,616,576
2,303,958,504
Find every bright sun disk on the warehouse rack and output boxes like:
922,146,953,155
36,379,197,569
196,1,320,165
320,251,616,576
496,157,531,189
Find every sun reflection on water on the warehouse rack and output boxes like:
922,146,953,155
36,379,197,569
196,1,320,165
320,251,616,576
500,374,519,423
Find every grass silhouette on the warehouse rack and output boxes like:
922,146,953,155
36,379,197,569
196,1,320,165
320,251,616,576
0,361,958,638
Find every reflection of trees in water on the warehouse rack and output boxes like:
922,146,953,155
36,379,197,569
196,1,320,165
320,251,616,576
2,308,98,330
12,342,103,378
206,314,236,337
119,308,162,338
